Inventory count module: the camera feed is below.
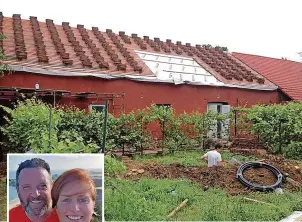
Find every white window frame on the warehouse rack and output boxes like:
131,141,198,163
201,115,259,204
89,104,105,112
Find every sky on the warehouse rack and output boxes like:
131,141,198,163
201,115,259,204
1,0,302,62
8,154,103,171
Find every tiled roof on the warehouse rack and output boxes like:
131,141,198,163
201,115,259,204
233,52,302,101
0,13,275,87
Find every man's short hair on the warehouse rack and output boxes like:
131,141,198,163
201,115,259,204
215,143,223,149
16,158,51,188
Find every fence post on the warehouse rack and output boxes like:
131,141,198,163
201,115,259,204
48,106,52,149
234,110,237,137
162,121,165,154
101,100,109,153
278,118,286,154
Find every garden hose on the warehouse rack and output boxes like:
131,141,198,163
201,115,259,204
236,162,283,191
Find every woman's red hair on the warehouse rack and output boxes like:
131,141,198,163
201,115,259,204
51,168,96,207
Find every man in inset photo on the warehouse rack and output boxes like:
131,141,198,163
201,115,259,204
9,158,59,221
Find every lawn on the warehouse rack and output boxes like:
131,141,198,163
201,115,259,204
105,152,301,221
0,180,6,221
105,177,302,221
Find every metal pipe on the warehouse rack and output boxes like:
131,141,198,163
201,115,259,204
101,100,109,153
53,90,56,108
48,106,52,149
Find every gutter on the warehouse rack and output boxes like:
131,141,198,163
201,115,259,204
11,65,278,91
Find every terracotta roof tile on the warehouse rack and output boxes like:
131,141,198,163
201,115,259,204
12,14,27,60
0,13,276,87
45,19,73,65
233,52,302,100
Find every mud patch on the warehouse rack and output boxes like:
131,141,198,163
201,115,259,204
243,167,277,186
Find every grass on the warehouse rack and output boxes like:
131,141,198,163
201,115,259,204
133,150,259,167
105,177,302,221
0,180,6,221
105,155,126,176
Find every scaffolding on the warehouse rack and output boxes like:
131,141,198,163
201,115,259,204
0,87,125,115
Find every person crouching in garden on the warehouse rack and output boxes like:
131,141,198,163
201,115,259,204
201,143,223,167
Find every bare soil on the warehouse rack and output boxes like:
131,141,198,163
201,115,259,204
121,152,302,195
243,167,277,186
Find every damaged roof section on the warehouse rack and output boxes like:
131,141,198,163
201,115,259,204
0,13,276,89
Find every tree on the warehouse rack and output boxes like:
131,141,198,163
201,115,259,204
0,34,12,76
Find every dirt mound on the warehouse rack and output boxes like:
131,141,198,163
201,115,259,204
230,138,267,150
124,159,301,195
243,168,277,186
0,162,7,178
139,164,284,195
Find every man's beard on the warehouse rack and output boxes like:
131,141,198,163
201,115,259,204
19,196,50,218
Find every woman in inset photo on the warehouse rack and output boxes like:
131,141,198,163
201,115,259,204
52,168,100,222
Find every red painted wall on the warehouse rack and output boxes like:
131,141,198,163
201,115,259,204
0,72,284,115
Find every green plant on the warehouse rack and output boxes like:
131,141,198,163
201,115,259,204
105,156,126,176
134,151,207,167
1,98,59,152
242,102,302,157
105,177,302,221
1,98,100,153
57,106,104,147
285,142,302,160
0,180,6,219
0,180,6,221
107,112,145,154
0,34,12,76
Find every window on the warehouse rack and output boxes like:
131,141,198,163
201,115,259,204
156,104,171,110
89,104,105,113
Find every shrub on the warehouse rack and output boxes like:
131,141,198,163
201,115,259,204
105,156,126,176
285,142,302,160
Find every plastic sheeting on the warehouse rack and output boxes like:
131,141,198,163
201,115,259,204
279,211,302,222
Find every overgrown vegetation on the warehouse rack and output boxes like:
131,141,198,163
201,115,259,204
0,34,12,76
105,156,126,176
1,97,302,160
133,150,258,167
105,178,302,221
106,104,229,153
0,98,101,153
1,98,229,153
0,180,6,221
235,102,302,160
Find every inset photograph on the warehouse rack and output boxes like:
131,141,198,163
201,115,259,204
8,154,103,222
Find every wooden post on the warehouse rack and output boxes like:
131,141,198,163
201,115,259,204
167,199,188,217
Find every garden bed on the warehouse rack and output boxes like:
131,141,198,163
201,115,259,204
124,161,301,195
118,148,302,195
106,149,302,221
